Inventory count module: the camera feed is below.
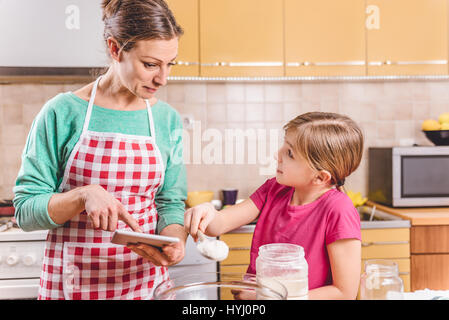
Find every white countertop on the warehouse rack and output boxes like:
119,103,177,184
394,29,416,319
0,228,48,241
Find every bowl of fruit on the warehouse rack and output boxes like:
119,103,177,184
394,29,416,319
422,113,449,146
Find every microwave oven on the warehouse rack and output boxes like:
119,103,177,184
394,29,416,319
368,146,449,207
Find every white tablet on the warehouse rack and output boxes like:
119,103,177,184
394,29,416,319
111,230,180,248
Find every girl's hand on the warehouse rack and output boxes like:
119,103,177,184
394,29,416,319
82,185,142,232
184,202,218,241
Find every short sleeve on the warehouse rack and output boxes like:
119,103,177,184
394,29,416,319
249,178,275,210
325,198,361,245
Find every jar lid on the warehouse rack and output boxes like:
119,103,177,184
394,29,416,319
258,243,305,263
365,259,399,275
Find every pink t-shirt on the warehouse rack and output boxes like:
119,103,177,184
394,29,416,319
247,178,361,289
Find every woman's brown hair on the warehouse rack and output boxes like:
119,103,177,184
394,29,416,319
283,112,364,192
101,0,183,55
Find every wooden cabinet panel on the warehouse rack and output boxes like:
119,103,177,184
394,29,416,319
220,249,251,266
411,254,449,291
220,265,249,274
220,233,253,248
366,0,448,75
165,0,200,76
411,226,449,254
285,0,366,76
362,243,410,259
362,228,409,243
199,0,284,77
361,228,410,258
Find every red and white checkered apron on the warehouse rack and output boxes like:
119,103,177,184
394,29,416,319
38,77,168,300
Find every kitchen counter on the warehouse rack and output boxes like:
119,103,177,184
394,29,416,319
367,201,449,226
228,224,255,234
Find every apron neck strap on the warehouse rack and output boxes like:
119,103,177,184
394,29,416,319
82,77,101,133
82,76,157,140
145,100,156,141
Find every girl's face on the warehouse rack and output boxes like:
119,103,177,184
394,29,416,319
276,132,317,188
117,37,178,99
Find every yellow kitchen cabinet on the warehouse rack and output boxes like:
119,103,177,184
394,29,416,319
285,0,366,76
165,0,200,76
199,0,284,77
366,0,448,76
360,228,411,292
219,233,252,266
219,232,253,300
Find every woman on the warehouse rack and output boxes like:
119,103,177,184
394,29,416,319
13,0,187,300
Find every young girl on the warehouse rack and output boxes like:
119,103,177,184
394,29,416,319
185,112,364,300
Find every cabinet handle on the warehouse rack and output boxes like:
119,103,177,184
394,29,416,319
287,61,365,67
228,247,251,250
201,61,283,67
368,60,448,66
174,61,200,66
362,240,409,247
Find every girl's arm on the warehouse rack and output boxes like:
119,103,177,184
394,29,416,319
307,239,361,300
184,199,259,239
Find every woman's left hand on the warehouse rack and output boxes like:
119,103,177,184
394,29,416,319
127,224,187,267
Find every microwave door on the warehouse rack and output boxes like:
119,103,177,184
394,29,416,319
393,152,449,207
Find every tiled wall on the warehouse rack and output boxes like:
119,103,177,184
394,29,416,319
0,79,446,201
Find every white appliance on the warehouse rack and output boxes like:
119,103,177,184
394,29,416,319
0,228,216,299
0,0,107,69
0,228,47,299
369,146,449,207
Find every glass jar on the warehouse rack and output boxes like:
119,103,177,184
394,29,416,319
256,243,308,300
360,259,404,300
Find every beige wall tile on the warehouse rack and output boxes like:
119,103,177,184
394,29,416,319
264,84,283,102
264,103,283,122
283,102,302,121
283,83,302,102
226,83,245,103
245,103,264,122
167,83,185,102
2,103,23,125
207,83,226,103
3,79,449,200
245,84,264,103
184,83,207,104
227,103,245,122
207,103,227,124
22,103,44,125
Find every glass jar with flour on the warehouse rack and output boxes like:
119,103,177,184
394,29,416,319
256,243,308,300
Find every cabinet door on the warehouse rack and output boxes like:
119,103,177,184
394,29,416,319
411,254,449,291
165,0,200,76
366,0,448,75
285,0,366,76
199,0,284,77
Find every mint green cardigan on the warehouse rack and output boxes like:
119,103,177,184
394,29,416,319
13,92,187,233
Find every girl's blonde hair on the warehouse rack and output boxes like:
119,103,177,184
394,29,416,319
283,112,364,192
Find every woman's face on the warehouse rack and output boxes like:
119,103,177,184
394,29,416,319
276,131,317,188
117,37,178,99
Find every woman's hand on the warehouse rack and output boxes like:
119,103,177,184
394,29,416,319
48,184,141,232
184,202,218,241
81,185,141,232
128,224,187,266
